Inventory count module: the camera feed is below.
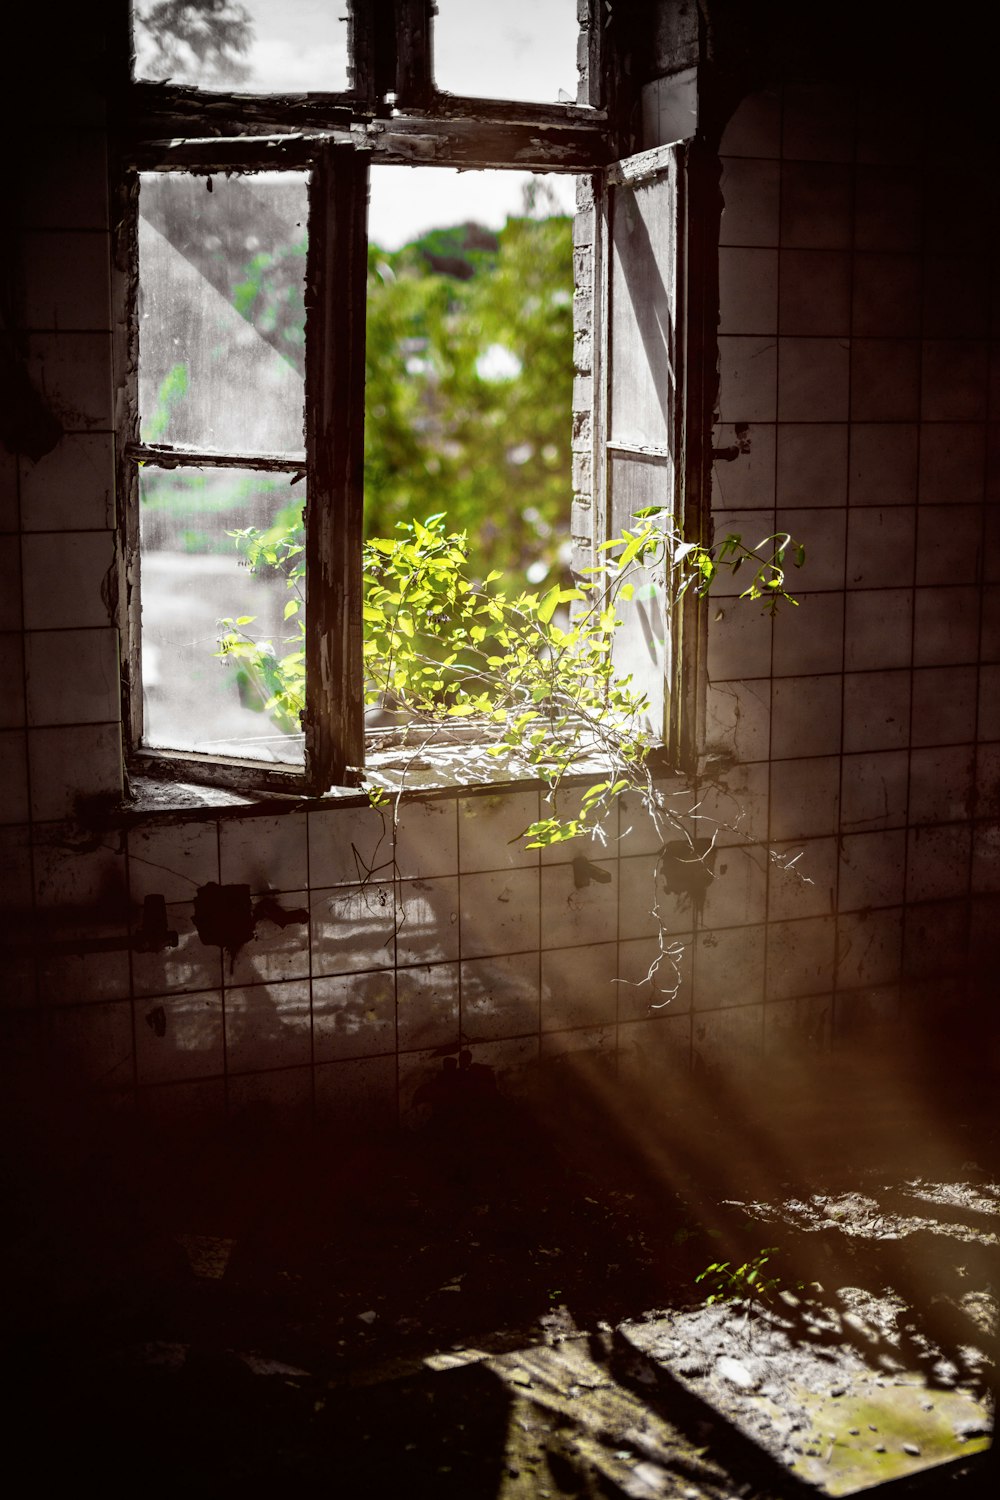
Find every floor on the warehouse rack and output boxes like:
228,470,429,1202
2,1040,996,1497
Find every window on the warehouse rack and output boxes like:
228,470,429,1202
119,2,687,793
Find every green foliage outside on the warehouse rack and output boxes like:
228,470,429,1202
217,508,803,844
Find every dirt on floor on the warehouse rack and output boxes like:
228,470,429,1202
1,1046,997,1497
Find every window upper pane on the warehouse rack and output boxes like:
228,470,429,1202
433,0,579,105
139,171,308,458
140,464,306,763
133,0,349,93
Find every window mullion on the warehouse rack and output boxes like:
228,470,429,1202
305,144,370,791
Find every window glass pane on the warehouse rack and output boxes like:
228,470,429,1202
139,171,307,458
365,166,575,595
140,464,306,764
608,452,671,736
609,177,678,451
433,0,578,104
133,0,349,93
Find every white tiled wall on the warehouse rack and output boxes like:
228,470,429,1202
2,60,997,1134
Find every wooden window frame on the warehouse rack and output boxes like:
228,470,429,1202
114,0,656,797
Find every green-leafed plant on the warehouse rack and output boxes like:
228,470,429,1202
216,508,803,846
696,1247,791,1307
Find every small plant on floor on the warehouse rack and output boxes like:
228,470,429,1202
696,1247,789,1307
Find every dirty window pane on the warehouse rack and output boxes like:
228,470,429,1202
609,177,678,452
608,452,670,735
139,171,307,458
133,0,349,94
140,465,306,763
433,0,578,105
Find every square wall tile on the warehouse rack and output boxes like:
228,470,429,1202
779,250,851,335
915,505,982,588
836,907,903,990
132,902,223,997
852,253,922,338
906,824,972,903
395,876,461,967
718,247,778,335
980,665,1000,741
982,585,1000,661
0,537,22,633
919,423,986,505
0,824,33,912
692,1005,764,1068
781,84,855,163
19,433,115,532
707,601,772,679
769,755,840,841
0,732,28,824
771,674,842,759
696,760,769,847
37,947,131,1006
227,895,310,987
850,341,921,421
911,742,977,825
712,423,776,510
778,338,850,421
538,784,618,865
224,979,311,1074
843,669,910,752
775,507,845,591
763,994,832,1056
19,230,110,331
312,969,396,1062
699,844,768,928
693,923,765,1008
903,899,968,980
0,450,17,534
922,255,989,339
458,789,540,873
28,721,121,821
619,1013,691,1086
841,749,909,831
767,837,837,920
718,336,777,422
848,424,919,507
26,332,113,430
780,161,852,248
833,985,901,1041
973,821,1000,894
844,590,913,671
22,531,115,630
857,89,921,165
394,796,458,880
704,679,771,762
921,341,989,422
838,830,907,910
710,509,779,599
227,1066,313,1129
49,1000,133,1089
719,158,780,247
33,831,125,916
461,951,539,1041
396,961,460,1053
129,820,219,905
913,585,980,667
219,812,307,894
135,990,223,1085
460,867,538,959
311,882,395,975
16,129,108,228
25,627,120,726
314,1054,397,1133
309,801,394,887
618,936,692,1018
540,941,618,1031
846,508,916,589
540,861,617,950
766,915,837,999
617,779,696,857
772,593,844,676
976,743,1000,818
775,423,848,509
854,167,921,251
618,853,694,942
719,93,781,159
911,665,977,747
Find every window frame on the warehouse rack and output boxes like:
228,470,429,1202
115,0,655,797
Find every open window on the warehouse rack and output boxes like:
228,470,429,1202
118,2,688,795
